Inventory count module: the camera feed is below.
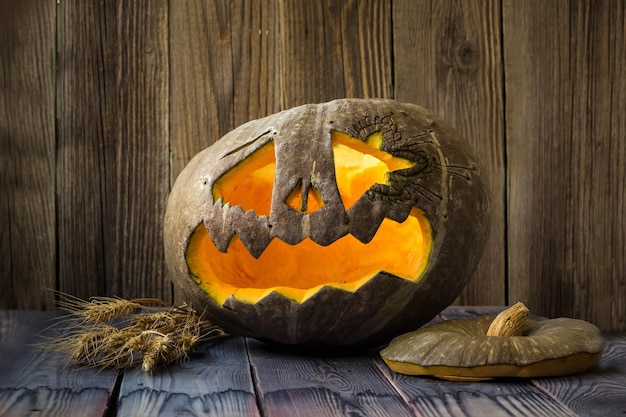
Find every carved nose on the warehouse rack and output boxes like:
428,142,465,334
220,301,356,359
285,179,325,214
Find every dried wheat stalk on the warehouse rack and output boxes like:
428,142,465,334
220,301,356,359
38,294,228,372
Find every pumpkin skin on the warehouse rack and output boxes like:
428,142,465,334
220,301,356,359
164,99,490,348
380,315,605,380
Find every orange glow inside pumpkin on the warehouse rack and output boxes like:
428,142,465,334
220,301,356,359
187,131,433,305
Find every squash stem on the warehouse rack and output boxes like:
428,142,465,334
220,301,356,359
486,302,530,337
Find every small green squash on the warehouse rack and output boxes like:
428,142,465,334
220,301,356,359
381,303,605,380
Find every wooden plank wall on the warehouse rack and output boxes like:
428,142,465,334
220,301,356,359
1,1,624,333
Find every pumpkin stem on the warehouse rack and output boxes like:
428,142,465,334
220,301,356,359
486,302,530,337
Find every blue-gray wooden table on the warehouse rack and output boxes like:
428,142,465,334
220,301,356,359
1,306,624,417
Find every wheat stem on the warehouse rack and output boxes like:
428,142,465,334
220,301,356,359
37,294,228,372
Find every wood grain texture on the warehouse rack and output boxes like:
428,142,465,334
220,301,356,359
279,0,393,109
439,305,547,324
0,0,56,309
56,0,118,300
246,339,415,417
392,0,506,306
532,336,626,417
116,337,260,417
169,0,281,182
1,0,624,335
57,0,170,301
2,309,626,416
112,0,169,299
504,0,626,332
377,370,576,417
0,310,119,417
439,305,507,320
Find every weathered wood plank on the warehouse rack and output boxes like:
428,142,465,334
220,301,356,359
504,0,626,332
0,310,119,417
247,339,415,417
0,0,56,309
531,336,626,417
2,309,626,416
392,0,506,306
57,0,170,300
169,0,281,183
116,337,260,417
377,371,576,417
279,0,393,109
56,0,118,299
112,0,170,299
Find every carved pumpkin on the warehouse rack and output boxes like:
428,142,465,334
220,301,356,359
164,99,490,348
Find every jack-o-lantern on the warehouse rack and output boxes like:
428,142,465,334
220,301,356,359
164,99,490,348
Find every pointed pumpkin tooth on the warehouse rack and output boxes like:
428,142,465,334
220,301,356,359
346,195,387,243
308,203,348,246
237,210,272,259
203,202,235,253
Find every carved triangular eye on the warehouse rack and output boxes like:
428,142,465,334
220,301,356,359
212,140,276,216
285,179,325,213
331,130,416,209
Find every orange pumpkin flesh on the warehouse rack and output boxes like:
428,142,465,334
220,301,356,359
186,131,433,305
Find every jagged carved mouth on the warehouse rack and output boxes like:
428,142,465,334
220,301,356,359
185,126,440,305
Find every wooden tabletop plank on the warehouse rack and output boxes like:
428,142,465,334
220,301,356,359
440,305,548,322
116,337,260,417
246,339,415,417
0,310,119,417
2,309,624,417
377,368,576,417
443,305,503,316
530,336,626,417
440,305,507,320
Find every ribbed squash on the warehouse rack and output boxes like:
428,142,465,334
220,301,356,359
381,303,604,380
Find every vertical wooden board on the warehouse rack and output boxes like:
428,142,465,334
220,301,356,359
392,0,506,306
57,0,118,300
279,0,393,109
57,0,170,301
504,0,626,332
502,0,572,319
246,339,415,417
608,3,626,334
531,336,626,417
0,0,56,309
116,337,260,417
169,0,281,182
564,1,625,331
113,0,170,299
0,311,119,417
